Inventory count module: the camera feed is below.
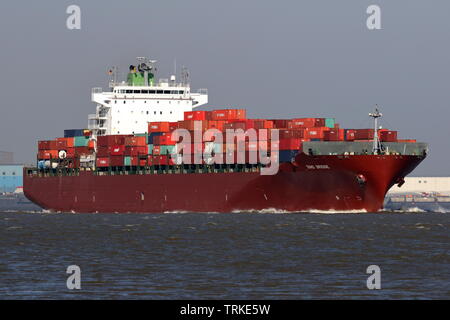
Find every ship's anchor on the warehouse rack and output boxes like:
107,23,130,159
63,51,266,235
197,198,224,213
356,174,367,185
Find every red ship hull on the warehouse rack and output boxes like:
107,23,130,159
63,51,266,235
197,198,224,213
23,154,425,213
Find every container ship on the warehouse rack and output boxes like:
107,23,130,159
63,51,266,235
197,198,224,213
23,57,427,213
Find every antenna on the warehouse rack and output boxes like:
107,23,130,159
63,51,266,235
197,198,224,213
174,58,177,76
369,105,383,154
136,57,157,86
181,66,189,85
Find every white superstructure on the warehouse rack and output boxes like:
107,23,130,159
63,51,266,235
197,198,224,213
88,57,208,136
389,177,450,194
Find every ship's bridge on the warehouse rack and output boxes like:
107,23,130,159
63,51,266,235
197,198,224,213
88,58,208,136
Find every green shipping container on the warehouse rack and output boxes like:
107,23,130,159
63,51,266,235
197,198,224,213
74,136,89,147
160,145,176,155
325,118,335,128
147,144,154,154
124,156,131,166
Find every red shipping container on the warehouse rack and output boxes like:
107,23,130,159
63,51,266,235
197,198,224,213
96,157,110,167
304,127,327,139
38,141,51,150
96,146,111,157
110,155,124,167
224,121,247,131
278,129,304,139
380,130,397,142
124,136,147,146
57,137,75,148
314,118,325,127
155,155,175,166
65,147,75,158
74,146,92,156
148,122,170,133
207,120,226,131
261,120,274,129
324,129,344,141
153,145,161,155
49,141,58,150
125,146,147,156
38,150,58,159
97,135,130,147
147,155,156,166
272,119,289,129
169,122,179,131
288,118,316,128
110,145,125,156
178,120,209,132
278,138,303,150
56,138,67,149
398,139,416,143
345,129,356,141
154,133,177,145
210,109,246,121
184,110,209,121
354,129,374,140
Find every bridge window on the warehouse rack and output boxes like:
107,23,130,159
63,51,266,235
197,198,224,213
157,90,163,94
164,90,171,94
126,90,132,94
142,90,148,94
179,90,184,94
133,90,140,94
149,90,156,94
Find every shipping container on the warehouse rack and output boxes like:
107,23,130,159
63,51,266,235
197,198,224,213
38,150,58,159
345,129,356,141
110,155,124,167
184,110,209,121
73,136,89,147
38,141,52,150
272,119,289,129
160,145,176,155
148,122,171,133
210,109,246,121
125,146,148,156
96,157,110,167
304,127,327,139
110,145,125,156
148,132,164,144
97,135,129,147
380,130,398,142
207,120,226,131
178,120,209,132
354,129,374,140
323,129,344,141
325,118,335,128
64,129,85,138
124,136,147,146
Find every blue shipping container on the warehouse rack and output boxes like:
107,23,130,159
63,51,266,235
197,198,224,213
64,129,85,138
0,165,23,193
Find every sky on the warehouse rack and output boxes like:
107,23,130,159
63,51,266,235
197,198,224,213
0,0,448,176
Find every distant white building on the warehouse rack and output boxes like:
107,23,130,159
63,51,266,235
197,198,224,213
389,177,450,194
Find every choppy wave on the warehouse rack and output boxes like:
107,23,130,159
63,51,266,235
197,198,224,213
231,208,368,214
